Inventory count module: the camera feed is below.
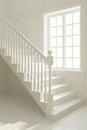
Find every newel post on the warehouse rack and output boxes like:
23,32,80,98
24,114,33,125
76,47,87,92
47,50,53,111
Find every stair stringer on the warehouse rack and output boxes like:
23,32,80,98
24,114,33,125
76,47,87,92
0,49,48,115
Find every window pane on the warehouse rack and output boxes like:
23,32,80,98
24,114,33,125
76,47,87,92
57,48,63,57
50,38,56,47
53,58,57,67
65,36,72,46
48,10,80,70
50,17,56,27
73,24,80,35
57,16,63,26
73,12,80,24
73,58,80,68
73,47,80,57
65,47,72,57
57,37,63,46
65,14,72,25
65,25,72,35
57,27,63,36
73,35,80,46
57,58,63,68
50,48,56,57
65,58,72,68
50,28,56,37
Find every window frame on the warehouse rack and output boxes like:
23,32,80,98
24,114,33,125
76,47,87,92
44,6,81,71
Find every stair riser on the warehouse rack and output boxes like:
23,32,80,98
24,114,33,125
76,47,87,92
53,93,76,106
0,49,5,55
16,66,55,77
47,101,83,120
31,91,40,101
12,64,17,71
32,78,63,89
46,78,63,86
52,85,69,94
5,56,11,63
17,72,24,81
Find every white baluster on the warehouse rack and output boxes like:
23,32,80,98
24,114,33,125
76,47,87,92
21,38,23,72
37,55,40,91
34,51,36,91
0,18,1,48
22,39,25,73
13,31,15,63
19,37,21,72
17,35,20,72
7,25,9,56
5,23,8,56
14,32,18,64
24,42,26,81
1,19,3,49
10,29,13,58
25,43,27,81
47,50,53,110
41,57,43,92
44,60,47,102
12,30,14,63
31,47,33,82
28,45,30,81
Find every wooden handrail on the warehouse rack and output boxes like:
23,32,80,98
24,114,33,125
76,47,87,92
0,15,46,60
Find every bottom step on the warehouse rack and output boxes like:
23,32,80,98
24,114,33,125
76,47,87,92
47,98,83,120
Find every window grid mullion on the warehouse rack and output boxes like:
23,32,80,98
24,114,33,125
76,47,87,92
56,17,57,67
72,13,74,68
63,14,65,69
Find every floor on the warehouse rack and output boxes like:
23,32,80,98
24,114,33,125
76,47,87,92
0,94,86,130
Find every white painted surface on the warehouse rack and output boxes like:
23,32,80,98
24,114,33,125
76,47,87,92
0,94,86,130
8,69,31,96
8,0,81,17
0,0,9,17
8,0,45,16
7,0,87,103
9,0,81,51
0,55,9,93
0,0,86,104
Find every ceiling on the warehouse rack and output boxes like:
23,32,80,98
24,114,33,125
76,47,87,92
0,0,81,17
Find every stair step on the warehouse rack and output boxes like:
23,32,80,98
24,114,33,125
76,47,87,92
17,72,24,80
12,64,17,71
0,49,5,55
5,56,11,62
35,76,63,86
53,91,76,106
50,84,69,94
48,98,83,120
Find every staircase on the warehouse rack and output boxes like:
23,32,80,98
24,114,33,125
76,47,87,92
0,15,83,120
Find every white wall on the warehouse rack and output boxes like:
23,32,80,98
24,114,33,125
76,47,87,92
0,0,9,17
9,0,81,51
0,55,9,93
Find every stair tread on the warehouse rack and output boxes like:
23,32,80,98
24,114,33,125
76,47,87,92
53,91,75,100
51,83,68,90
51,98,83,115
44,76,62,80
34,76,62,82
46,83,68,91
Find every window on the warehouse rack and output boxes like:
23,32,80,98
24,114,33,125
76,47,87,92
44,7,80,70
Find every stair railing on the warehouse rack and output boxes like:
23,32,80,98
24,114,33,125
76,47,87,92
0,15,53,106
